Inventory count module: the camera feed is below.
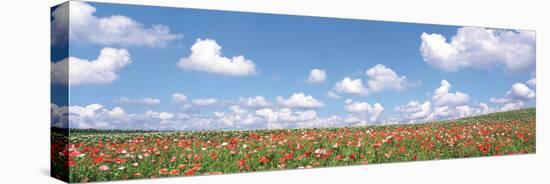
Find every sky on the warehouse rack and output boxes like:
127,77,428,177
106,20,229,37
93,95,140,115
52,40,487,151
51,1,536,130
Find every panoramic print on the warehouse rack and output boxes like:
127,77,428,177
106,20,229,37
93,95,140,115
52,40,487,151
51,1,536,183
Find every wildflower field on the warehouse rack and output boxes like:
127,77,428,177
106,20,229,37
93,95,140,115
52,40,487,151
52,108,535,182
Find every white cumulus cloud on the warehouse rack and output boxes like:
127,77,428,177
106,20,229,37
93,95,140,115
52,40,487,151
51,2,181,47
507,83,536,100
67,103,179,130
333,77,369,96
51,47,131,86
171,93,188,104
255,108,318,129
332,65,414,97
51,103,69,128
420,27,535,73
395,101,431,121
527,78,536,87
394,80,499,122
307,68,327,83
276,93,325,109
192,98,219,106
344,99,384,122
177,38,257,76
490,82,535,111
116,97,160,105
432,80,470,107
68,104,130,129
239,96,271,108
213,105,264,128
365,64,411,92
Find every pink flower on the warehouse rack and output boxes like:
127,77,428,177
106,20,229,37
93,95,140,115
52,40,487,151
99,165,109,171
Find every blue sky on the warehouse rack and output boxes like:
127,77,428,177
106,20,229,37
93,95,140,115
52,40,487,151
51,1,536,130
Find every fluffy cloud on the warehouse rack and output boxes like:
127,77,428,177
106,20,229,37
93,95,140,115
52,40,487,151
213,106,264,128
421,80,533,121
428,80,474,119
255,108,318,129
51,2,69,46
333,77,369,96
394,80,498,122
431,103,494,120
51,103,69,128
332,65,414,97
490,82,535,111
432,80,470,107
276,93,325,109
365,64,411,92
394,101,431,121
507,83,536,100
295,116,343,128
527,78,536,87
192,98,219,106
51,2,181,47
116,97,160,105
239,96,271,108
307,69,327,83
66,103,180,130
144,111,174,121
64,101,391,130
68,104,131,129
256,108,317,123
499,101,525,111
344,99,384,122
420,27,535,73
177,39,257,76
491,83,535,104
51,47,131,86
171,93,188,104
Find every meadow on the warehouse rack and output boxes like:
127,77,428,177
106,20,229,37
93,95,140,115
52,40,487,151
52,108,535,182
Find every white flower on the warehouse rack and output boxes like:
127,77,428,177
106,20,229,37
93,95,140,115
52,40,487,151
314,148,327,154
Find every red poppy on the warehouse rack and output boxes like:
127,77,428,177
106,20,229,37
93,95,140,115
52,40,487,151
184,170,196,176
114,158,126,164
67,159,76,167
210,153,219,160
178,164,187,170
239,159,247,167
92,156,104,164
169,169,179,176
259,156,270,164
159,168,169,175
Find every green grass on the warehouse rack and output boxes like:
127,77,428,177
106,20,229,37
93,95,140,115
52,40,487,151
51,108,536,183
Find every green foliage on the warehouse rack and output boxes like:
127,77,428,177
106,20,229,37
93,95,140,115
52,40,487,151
58,108,536,183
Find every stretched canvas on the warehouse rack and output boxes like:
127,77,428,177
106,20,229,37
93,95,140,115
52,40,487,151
51,1,536,183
